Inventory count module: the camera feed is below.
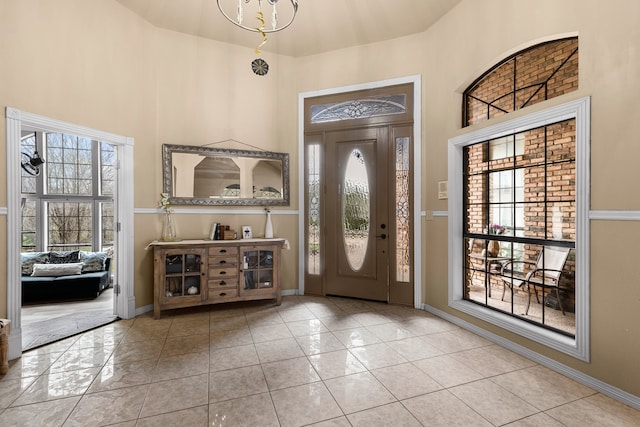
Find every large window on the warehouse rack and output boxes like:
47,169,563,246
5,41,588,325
449,98,590,360
464,120,576,336
21,132,115,253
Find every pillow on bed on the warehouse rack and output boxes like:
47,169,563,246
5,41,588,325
31,262,83,277
48,250,80,264
21,252,50,276
79,251,108,272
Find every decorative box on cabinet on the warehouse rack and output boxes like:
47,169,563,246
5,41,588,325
150,239,285,319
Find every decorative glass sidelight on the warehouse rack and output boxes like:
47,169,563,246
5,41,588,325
342,149,370,271
395,137,411,282
307,145,321,275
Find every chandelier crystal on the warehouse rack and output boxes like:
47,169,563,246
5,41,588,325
217,0,298,33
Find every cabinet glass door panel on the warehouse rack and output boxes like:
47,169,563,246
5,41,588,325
163,251,203,300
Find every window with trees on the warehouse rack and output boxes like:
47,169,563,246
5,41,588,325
21,132,115,253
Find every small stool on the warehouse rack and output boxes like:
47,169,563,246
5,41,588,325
0,318,10,375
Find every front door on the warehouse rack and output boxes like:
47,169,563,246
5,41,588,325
325,127,389,301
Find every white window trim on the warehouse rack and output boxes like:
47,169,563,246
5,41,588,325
448,97,590,361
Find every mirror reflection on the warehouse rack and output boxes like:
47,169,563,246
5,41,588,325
163,144,289,206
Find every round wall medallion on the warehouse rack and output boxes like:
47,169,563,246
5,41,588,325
251,58,269,76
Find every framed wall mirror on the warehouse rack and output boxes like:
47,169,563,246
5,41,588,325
162,144,290,206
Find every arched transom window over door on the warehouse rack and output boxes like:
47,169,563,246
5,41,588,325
463,37,578,127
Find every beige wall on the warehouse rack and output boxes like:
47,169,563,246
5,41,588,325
1,0,639,399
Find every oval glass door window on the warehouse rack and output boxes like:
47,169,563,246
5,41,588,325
342,149,370,271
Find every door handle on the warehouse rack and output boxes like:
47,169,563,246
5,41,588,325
376,233,387,239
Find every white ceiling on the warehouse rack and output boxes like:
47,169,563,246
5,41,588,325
115,0,462,57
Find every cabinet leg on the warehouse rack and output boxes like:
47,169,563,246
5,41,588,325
0,319,10,375
275,293,282,306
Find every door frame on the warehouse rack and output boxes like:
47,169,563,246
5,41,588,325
5,107,136,360
297,75,422,308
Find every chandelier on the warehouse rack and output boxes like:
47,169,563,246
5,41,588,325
216,0,298,33
217,0,299,75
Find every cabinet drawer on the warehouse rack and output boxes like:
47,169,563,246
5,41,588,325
208,287,239,300
209,246,239,257
209,267,238,278
208,278,238,288
208,256,238,268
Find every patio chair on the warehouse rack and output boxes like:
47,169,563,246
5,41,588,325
499,246,570,315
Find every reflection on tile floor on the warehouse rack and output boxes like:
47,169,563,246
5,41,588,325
2,295,639,426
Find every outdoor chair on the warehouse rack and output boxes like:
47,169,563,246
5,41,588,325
499,246,571,315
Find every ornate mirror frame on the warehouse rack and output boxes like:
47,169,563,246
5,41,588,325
162,144,290,206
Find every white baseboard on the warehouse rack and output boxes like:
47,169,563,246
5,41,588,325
422,303,640,411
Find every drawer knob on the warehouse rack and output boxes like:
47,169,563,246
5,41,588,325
220,249,227,253
219,271,226,275
219,292,227,297
220,260,226,264
220,280,226,285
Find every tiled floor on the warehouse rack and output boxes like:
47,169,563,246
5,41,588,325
1,295,639,426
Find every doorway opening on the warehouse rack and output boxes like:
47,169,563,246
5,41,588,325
300,78,420,306
5,107,135,360
19,131,118,350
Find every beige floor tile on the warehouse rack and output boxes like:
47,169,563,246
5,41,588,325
545,393,640,426
0,396,81,426
209,392,280,427
167,318,211,337
365,322,415,341
209,364,268,403
331,327,382,348
262,356,321,390
48,347,114,373
152,351,210,382
210,314,249,331
11,367,100,406
255,337,305,363
371,362,443,400
348,342,407,370
271,382,344,427
401,316,459,336
389,336,444,361
295,332,346,355
88,359,156,392
413,354,485,388
324,371,396,414
304,304,347,318
504,412,566,426
137,405,209,427
2,351,63,380
70,326,127,349
350,312,394,326
64,384,149,426
107,340,163,367
450,345,537,377
0,377,36,409
250,322,292,343
209,343,259,372
402,390,493,426
210,328,253,349
245,311,285,327
420,329,491,353
491,364,596,410
140,373,209,418
308,349,368,380
347,402,422,426
286,318,330,337
315,314,363,331
449,378,539,425
279,307,317,322
307,416,352,427
161,333,210,357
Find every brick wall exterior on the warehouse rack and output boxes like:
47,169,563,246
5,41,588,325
465,38,578,127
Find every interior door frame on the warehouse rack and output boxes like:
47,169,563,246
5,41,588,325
297,75,422,308
5,107,136,360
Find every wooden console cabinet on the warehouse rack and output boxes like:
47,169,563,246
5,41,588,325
149,239,285,319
